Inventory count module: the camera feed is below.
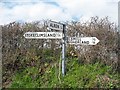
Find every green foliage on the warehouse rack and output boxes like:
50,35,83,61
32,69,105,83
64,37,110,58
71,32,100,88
11,67,40,88
10,57,119,88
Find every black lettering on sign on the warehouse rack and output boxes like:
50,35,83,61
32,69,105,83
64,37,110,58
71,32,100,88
39,34,44,37
50,23,60,29
48,34,53,37
53,24,59,28
25,34,30,37
82,41,89,44
50,23,53,27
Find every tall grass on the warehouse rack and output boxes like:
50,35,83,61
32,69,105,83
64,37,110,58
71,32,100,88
10,58,119,88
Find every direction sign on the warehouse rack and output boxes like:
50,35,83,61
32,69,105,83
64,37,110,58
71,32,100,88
68,37,99,45
81,37,99,45
68,37,81,44
48,20,63,31
23,32,63,39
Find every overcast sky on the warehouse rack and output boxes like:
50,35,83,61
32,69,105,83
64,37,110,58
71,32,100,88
0,0,119,25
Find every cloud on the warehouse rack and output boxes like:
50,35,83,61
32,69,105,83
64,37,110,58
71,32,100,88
54,0,118,23
0,0,119,25
0,1,72,25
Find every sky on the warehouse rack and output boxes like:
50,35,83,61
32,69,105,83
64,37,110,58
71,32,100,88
0,0,119,25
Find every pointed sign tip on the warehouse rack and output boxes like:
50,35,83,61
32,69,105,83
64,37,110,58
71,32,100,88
95,38,100,44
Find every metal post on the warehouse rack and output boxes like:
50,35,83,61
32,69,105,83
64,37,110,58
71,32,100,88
62,24,66,76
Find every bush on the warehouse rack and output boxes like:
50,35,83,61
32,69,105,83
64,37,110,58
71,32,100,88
10,58,119,88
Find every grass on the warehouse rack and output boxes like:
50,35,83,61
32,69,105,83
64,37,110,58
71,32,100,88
10,57,120,88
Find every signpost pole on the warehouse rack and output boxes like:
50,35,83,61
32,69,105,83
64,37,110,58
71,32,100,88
62,24,66,76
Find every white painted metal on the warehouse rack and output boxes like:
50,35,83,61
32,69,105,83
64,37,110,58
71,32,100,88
68,37,99,45
23,32,63,39
48,20,63,31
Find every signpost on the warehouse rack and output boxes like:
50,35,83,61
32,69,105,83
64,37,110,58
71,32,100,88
48,20,66,76
23,20,66,76
68,37,99,45
23,20,100,77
